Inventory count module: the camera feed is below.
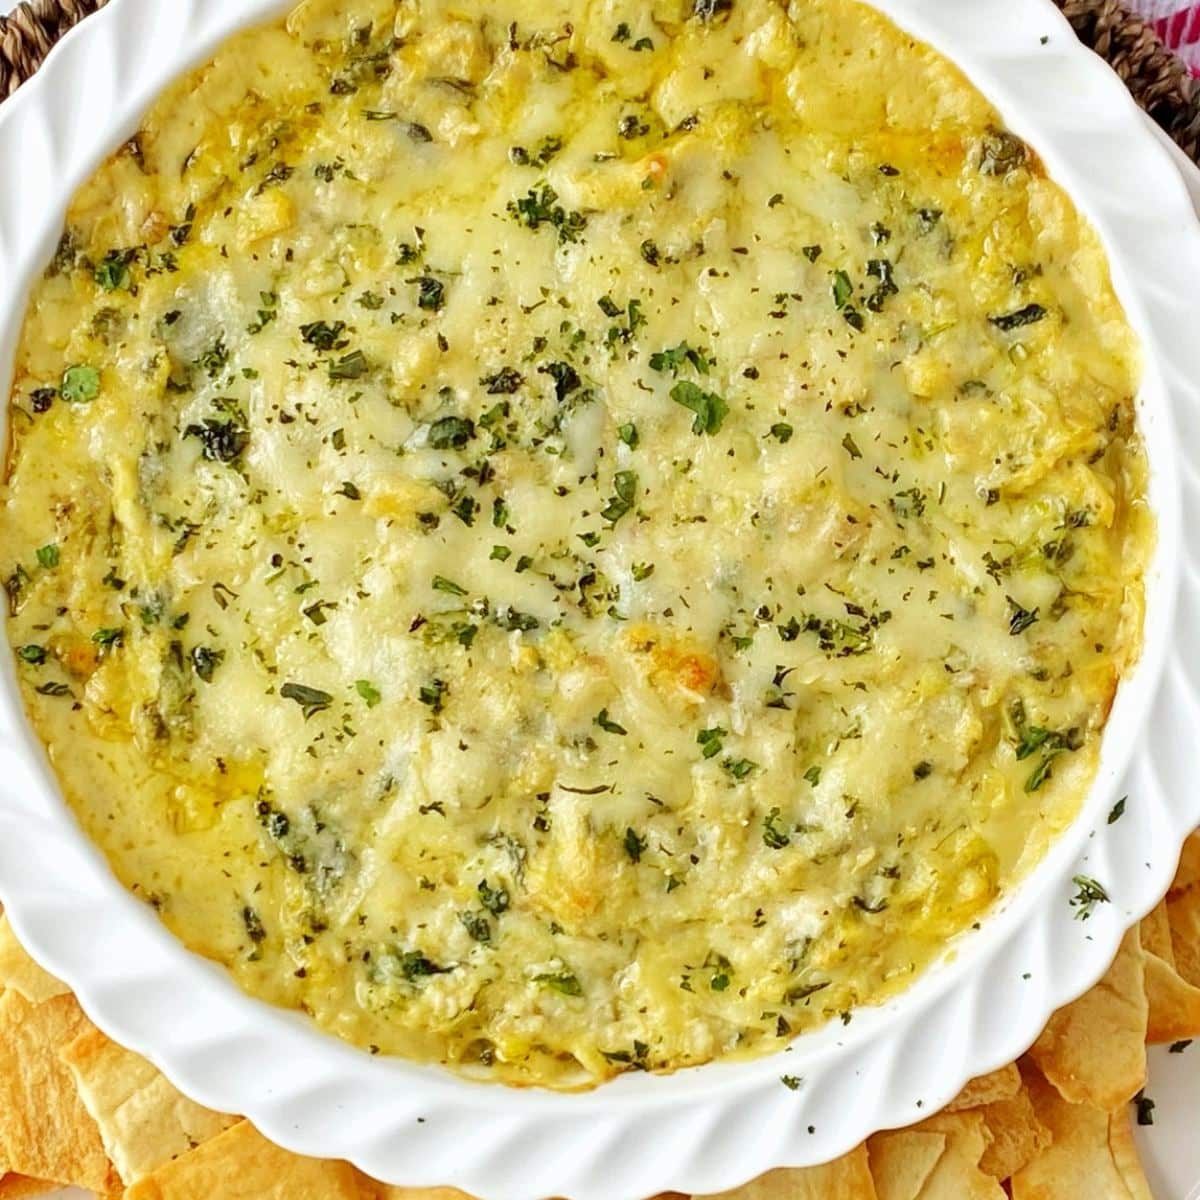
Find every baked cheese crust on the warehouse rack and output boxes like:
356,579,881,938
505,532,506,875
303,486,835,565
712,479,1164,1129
0,0,1150,1086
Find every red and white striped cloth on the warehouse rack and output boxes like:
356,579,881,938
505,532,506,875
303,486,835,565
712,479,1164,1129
1130,0,1200,73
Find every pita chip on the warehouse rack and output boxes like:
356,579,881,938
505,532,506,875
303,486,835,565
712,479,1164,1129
1028,926,1146,1108
1144,950,1200,1043
1011,1064,1147,1199
370,1189,475,1199
907,1113,1004,1199
867,1129,945,1200
1167,885,1200,987
976,1085,1051,1181
0,991,114,1194
1139,901,1174,968
1170,831,1200,895
695,1144,877,1198
123,1119,369,1199
1108,1106,1153,1200
61,1026,237,1184
0,918,68,1005
943,1065,1020,1113
0,1179,59,1199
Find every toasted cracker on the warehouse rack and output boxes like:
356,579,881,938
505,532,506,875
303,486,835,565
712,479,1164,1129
943,1064,1020,1113
867,1129,945,1200
696,1143,877,1198
1028,926,1146,1109
1010,1062,1145,1199
0,990,113,1193
1167,885,1200,987
371,1188,476,1198
908,1112,1005,1199
1108,1106,1153,1200
0,918,68,1005
61,1026,236,1185
1170,831,1200,895
976,1085,1051,1180
123,1119,369,1199
0,1179,59,1199
1144,949,1200,1043
1138,900,1174,967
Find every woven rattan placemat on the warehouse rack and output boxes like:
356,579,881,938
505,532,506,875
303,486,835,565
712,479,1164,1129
0,0,1199,163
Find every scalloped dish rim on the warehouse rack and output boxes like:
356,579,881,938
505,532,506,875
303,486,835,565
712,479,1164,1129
0,1,1197,1197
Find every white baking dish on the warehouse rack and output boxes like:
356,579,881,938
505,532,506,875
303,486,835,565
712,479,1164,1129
0,2,1198,1197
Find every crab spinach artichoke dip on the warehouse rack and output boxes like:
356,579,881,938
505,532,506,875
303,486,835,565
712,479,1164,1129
0,0,1150,1088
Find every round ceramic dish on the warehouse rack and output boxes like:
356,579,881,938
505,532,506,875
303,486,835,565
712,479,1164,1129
0,2,1198,1197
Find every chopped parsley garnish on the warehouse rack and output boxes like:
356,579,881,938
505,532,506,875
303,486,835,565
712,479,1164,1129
355,680,382,708
185,418,248,464
481,367,523,394
428,416,475,450
190,645,224,682
17,644,46,665
989,303,1047,331
649,342,709,376
418,678,448,714
280,682,334,718
831,270,853,309
94,249,134,291
459,911,491,943
696,726,725,759
533,970,583,996
493,607,539,633
763,807,791,849
507,184,587,244
1070,875,1109,921
600,470,638,525
539,360,581,401
398,950,450,981
593,707,627,737
299,320,347,351
723,757,756,781
780,1074,803,1091
241,905,266,946
866,258,898,311
624,827,647,863
1107,796,1127,824
1007,597,1039,636
432,575,468,596
410,275,445,311
35,544,59,569
328,350,369,380
671,381,728,435
478,879,510,915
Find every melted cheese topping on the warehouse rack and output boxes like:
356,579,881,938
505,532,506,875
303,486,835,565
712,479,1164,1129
0,0,1150,1087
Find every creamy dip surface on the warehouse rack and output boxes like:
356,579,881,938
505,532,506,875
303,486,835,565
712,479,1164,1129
0,0,1150,1087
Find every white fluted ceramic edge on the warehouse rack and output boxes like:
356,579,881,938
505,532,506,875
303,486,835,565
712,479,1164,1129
0,2,1197,1197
